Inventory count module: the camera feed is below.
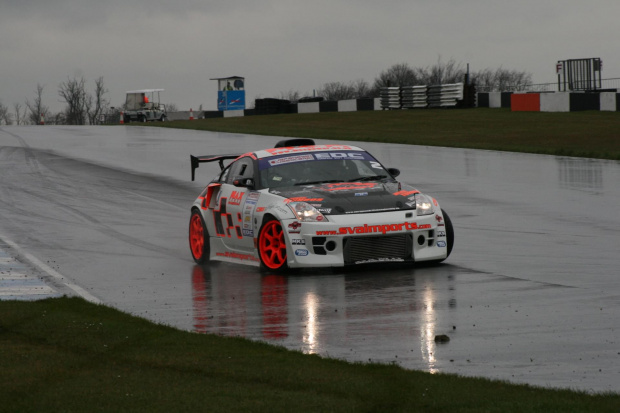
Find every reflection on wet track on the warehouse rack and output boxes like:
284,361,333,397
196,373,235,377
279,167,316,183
1,126,619,393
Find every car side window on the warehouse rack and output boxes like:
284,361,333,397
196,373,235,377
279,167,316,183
227,157,254,184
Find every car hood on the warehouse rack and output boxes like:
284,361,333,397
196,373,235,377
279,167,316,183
269,181,420,215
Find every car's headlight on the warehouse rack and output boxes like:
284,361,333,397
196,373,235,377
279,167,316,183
415,194,434,216
287,202,328,222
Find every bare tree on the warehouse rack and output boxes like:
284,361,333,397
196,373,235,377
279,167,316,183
86,76,109,125
165,103,179,112
25,84,50,125
373,63,423,89
318,82,356,101
58,77,88,125
278,90,301,102
13,102,25,125
0,101,12,125
470,67,533,91
352,78,372,98
422,57,466,85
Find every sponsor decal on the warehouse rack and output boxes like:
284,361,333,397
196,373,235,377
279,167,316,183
354,192,368,197
285,197,324,203
437,231,446,237
435,214,443,223
432,198,438,207
419,224,432,229
324,182,377,191
295,249,309,256
229,190,244,206
247,192,261,201
317,208,332,213
291,239,306,245
394,190,420,197
315,152,365,160
437,241,447,247
268,154,314,166
316,222,419,236
288,221,302,233
265,145,354,156
215,251,260,262
256,207,266,212
242,229,254,237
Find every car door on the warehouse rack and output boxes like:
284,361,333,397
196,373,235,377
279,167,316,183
212,156,257,252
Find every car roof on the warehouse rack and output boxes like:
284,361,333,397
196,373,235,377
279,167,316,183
252,144,366,160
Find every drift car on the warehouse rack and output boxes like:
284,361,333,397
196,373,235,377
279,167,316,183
189,139,454,271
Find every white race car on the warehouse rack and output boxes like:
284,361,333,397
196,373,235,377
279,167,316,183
189,139,454,271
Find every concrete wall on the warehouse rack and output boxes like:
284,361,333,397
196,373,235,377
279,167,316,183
297,102,320,114
511,93,540,112
479,91,618,112
338,99,357,112
223,110,244,118
540,93,570,112
600,92,616,111
488,92,502,108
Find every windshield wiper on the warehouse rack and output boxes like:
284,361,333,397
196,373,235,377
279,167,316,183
347,175,389,182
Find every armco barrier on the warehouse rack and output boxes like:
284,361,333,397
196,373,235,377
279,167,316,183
511,93,540,111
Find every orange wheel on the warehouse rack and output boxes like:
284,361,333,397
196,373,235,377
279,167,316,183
189,210,208,264
258,219,288,271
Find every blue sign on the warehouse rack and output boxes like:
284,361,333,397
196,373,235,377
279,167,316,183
218,90,245,111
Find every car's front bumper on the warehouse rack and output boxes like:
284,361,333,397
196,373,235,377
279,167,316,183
282,210,448,268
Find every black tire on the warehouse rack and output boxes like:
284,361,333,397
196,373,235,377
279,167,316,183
189,210,209,264
423,209,454,265
442,208,454,258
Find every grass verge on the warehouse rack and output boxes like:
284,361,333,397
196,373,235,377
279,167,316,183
145,109,620,160
1,297,618,412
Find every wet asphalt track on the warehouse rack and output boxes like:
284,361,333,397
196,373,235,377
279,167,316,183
0,125,619,393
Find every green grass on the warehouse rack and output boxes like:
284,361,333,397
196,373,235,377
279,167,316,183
146,109,620,160
1,297,619,412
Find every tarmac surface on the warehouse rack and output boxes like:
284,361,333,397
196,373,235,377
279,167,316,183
0,125,619,393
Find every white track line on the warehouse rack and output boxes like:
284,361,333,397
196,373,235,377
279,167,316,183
0,234,101,304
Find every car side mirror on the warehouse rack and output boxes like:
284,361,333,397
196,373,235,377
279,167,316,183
387,168,400,178
233,177,255,189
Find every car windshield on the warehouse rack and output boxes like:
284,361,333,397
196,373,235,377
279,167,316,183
259,157,391,189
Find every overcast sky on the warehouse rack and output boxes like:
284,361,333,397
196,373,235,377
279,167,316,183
2,0,619,113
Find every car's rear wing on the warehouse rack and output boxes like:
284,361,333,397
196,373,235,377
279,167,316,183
191,154,241,181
